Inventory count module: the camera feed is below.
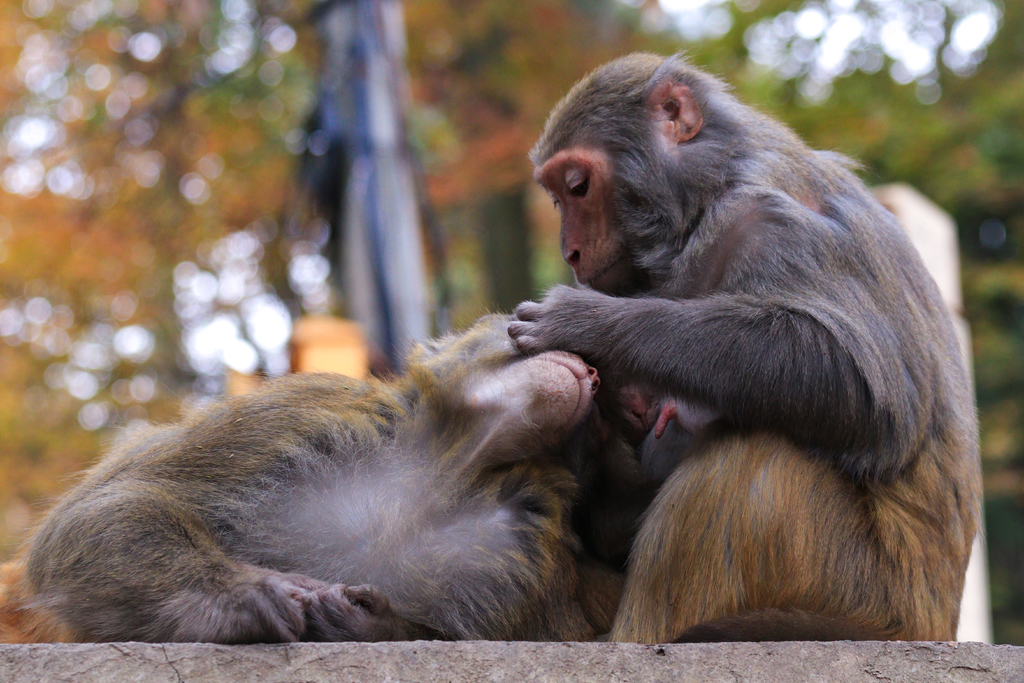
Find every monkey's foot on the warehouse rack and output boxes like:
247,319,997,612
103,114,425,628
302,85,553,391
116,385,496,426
172,571,322,644
303,583,411,642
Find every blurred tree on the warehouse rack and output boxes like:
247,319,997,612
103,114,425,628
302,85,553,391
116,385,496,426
478,188,532,313
0,0,319,554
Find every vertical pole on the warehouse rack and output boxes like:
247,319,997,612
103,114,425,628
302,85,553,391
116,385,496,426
315,0,431,369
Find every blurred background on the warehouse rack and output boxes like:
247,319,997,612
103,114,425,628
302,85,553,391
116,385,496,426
1,0,1022,643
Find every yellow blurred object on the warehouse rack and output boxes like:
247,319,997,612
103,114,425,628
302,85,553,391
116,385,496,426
226,317,369,396
226,370,264,397
291,316,370,380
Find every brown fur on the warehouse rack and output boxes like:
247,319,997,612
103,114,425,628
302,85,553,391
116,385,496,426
613,434,971,641
0,561,71,643
2,317,627,643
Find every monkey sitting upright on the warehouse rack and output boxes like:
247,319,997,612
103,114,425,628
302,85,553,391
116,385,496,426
511,53,980,642
3,316,632,644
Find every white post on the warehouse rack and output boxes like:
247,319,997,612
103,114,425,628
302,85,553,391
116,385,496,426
874,183,992,643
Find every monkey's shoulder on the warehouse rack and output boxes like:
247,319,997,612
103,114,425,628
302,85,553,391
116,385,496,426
713,184,886,238
696,185,925,285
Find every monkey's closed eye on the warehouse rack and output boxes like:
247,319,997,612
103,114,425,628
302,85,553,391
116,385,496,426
565,169,589,198
569,178,589,198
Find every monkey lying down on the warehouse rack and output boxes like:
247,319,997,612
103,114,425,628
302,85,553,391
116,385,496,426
1,316,658,644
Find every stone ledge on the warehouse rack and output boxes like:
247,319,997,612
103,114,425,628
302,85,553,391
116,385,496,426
1,641,1021,683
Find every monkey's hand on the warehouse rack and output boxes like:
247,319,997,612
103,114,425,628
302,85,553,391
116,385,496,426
509,285,609,358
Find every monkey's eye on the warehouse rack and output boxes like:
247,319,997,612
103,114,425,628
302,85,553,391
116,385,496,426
565,169,589,198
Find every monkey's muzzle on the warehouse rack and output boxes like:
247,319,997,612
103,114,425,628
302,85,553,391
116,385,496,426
527,351,600,430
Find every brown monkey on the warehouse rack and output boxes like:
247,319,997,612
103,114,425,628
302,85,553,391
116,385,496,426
510,53,980,642
6,316,631,644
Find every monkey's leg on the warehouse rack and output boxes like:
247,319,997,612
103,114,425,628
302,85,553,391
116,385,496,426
28,493,316,643
26,492,408,643
608,434,911,643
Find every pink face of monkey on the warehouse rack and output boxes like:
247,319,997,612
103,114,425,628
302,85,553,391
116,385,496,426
532,78,703,295
534,147,634,294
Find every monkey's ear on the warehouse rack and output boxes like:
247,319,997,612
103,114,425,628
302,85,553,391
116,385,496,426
647,79,702,145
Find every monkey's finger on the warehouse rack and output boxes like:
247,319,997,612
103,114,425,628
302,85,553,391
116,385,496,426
274,596,309,640
513,301,543,321
344,585,391,616
256,576,308,641
507,321,534,340
304,586,360,641
511,334,545,355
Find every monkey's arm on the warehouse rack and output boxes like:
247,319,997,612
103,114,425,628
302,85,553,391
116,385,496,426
510,285,925,482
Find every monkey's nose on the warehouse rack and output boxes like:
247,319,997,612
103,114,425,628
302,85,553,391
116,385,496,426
566,250,581,270
586,365,600,393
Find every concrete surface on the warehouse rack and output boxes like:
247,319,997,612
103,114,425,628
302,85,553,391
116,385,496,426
1,640,1021,683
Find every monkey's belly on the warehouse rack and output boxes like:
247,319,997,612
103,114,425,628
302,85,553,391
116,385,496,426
235,458,526,610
